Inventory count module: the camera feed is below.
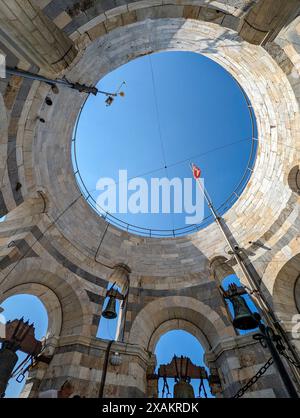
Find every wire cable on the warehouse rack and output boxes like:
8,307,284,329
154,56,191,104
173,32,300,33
149,55,168,172
148,55,176,230
88,136,254,192
0,193,83,287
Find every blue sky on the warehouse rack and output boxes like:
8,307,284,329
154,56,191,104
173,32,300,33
1,295,48,398
74,51,256,234
155,330,212,398
0,51,258,398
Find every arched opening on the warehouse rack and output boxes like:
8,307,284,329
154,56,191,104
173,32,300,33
221,274,259,335
273,254,300,327
272,254,300,357
0,294,48,398
129,296,235,352
96,283,121,341
210,256,260,334
129,296,234,397
287,165,300,195
154,330,214,398
0,280,62,340
97,264,130,342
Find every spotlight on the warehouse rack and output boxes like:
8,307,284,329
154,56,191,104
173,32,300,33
45,97,53,106
105,96,114,107
50,84,59,94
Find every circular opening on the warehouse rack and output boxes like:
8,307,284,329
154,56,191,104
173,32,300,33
72,51,257,237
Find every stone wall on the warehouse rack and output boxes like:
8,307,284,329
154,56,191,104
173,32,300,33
0,0,299,398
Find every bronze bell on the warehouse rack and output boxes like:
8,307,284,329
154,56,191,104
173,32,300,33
102,295,117,320
174,379,195,399
230,294,259,330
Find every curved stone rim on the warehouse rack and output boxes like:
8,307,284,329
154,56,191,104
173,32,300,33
8,17,299,285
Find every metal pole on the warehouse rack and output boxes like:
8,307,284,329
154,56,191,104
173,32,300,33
190,164,300,394
98,340,114,398
206,183,300,381
191,165,264,297
191,163,300,328
5,67,118,97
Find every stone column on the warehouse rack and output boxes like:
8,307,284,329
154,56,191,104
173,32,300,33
205,333,289,398
0,0,77,75
31,337,149,398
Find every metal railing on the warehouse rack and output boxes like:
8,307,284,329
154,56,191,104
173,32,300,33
71,76,258,238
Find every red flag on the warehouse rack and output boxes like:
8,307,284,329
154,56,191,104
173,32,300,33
192,164,201,180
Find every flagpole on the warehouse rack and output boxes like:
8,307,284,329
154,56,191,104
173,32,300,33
190,163,300,388
190,163,273,310
190,163,263,290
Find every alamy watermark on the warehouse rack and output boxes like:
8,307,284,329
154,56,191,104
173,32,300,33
0,53,6,79
95,170,205,225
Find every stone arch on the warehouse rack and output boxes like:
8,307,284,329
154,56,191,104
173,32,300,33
128,296,235,353
0,259,94,338
273,253,300,327
0,283,61,340
0,192,47,258
148,319,211,355
287,165,300,195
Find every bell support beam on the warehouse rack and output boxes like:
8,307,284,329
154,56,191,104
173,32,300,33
5,67,123,97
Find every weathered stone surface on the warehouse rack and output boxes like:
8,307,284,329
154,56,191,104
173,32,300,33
0,1,299,399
